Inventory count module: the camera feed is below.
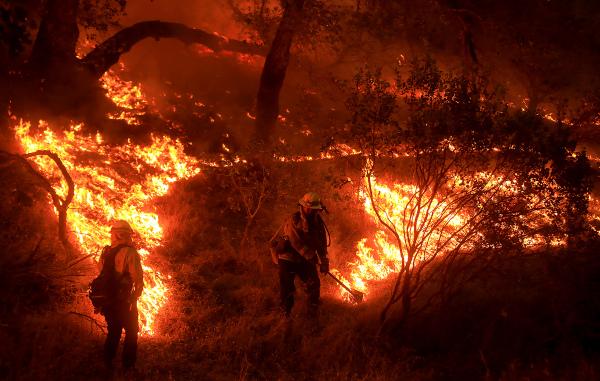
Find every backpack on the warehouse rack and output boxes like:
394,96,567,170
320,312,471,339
89,244,134,314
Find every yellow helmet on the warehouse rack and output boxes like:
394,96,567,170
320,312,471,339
110,219,133,233
299,192,323,210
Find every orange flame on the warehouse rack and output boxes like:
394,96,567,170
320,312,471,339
336,164,574,302
334,173,465,300
13,119,200,335
101,65,148,125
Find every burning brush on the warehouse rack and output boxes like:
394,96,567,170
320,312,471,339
328,271,364,303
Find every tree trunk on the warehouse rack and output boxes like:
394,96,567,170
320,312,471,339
397,273,412,327
2,150,75,250
29,0,80,72
23,150,75,250
26,0,90,115
378,265,413,336
81,21,267,78
255,0,305,143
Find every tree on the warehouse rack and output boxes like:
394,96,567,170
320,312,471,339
346,59,594,333
0,0,266,123
255,0,306,143
0,149,74,249
28,0,265,76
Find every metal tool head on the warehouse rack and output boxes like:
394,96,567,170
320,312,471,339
327,271,365,304
349,289,364,304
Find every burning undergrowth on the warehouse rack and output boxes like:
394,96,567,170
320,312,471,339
12,117,201,335
1,51,600,380
8,58,600,328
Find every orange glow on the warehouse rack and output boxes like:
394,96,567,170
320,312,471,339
273,144,362,163
13,118,200,335
333,172,465,300
101,65,148,125
334,162,575,302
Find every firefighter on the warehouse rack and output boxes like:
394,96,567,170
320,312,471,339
98,220,144,370
273,192,329,317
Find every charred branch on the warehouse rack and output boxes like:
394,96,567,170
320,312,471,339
229,165,269,251
68,311,106,333
1,150,74,248
81,21,267,78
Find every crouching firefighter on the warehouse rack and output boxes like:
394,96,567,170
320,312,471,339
90,220,144,370
270,192,330,317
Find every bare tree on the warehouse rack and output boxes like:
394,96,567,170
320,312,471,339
229,162,269,251
364,147,546,333
345,59,592,334
1,150,74,249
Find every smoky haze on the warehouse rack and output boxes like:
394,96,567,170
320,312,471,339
88,0,600,155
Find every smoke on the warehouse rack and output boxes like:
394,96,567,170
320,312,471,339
87,0,600,155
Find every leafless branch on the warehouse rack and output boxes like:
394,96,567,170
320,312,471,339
68,311,106,334
81,20,267,77
1,150,74,249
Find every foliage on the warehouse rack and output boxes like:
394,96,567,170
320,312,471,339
0,2,34,59
77,0,126,33
228,0,344,54
345,58,595,330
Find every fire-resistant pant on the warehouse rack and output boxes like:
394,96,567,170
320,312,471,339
279,258,320,316
103,301,138,368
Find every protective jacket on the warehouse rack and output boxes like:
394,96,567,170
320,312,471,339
279,211,328,263
98,245,144,299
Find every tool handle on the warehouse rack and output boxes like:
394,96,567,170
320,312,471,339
327,272,354,294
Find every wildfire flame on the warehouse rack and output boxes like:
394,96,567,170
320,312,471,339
101,65,148,126
335,163,575,302
13,118,200,335
334,174,464,301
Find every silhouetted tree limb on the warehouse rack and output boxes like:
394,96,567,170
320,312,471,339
229,163,268,251
23,150,74,248
81,21,267,78
1,150,74,248
68,311,106,333
444,5,482,68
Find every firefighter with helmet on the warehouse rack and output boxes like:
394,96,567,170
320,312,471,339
271,192,330,317
98,219,144,370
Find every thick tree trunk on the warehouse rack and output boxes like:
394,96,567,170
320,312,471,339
24,2,266,119
255,0,305,143
29,0,80,71
81,21,267,78
26,0,90,115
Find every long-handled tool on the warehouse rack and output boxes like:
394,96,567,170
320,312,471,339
327,272,364,303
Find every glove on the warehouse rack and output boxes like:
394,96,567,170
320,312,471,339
319,258,329,274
